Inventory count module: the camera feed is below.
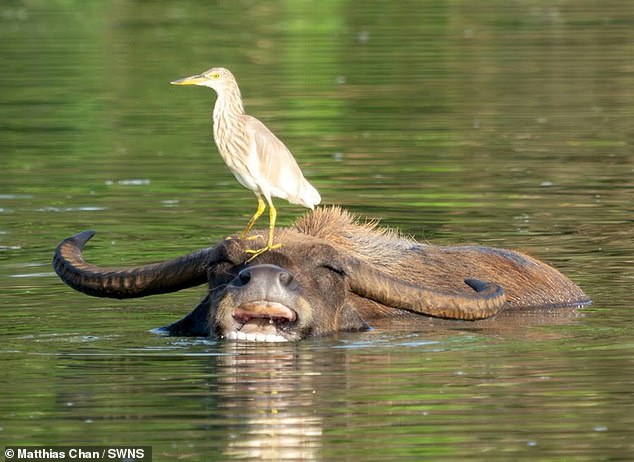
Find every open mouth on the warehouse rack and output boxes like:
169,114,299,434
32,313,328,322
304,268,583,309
225,301,297,342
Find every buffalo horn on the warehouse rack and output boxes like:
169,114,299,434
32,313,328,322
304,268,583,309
343,257,506,320
52,230,219,298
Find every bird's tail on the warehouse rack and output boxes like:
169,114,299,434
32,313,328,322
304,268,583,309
300,181,321,209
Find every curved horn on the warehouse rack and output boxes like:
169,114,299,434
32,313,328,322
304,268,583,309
343,257,506,320
52,230,223,299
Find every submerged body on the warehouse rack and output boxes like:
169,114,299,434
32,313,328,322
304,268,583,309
53,207,590,342
171,67,320,257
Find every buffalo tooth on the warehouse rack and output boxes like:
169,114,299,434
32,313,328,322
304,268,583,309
225,330,288,343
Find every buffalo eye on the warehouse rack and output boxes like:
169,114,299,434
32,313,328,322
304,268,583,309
320,264,346,278
314,264,347,289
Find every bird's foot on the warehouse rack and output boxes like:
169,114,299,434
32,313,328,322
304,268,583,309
245,243,282,262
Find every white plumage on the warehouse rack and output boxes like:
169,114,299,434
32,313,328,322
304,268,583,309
172,67,321,257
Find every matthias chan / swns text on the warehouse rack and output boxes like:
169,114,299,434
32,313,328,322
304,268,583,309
4,446,151,461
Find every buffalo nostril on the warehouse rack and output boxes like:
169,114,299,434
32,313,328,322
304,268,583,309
238,269,251,285
278,270,293,286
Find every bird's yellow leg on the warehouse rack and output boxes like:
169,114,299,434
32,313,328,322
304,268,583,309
265,202,282,250
245,199,281,260
240,195,266,239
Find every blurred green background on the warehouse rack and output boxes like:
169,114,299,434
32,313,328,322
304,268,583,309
1,1,632,460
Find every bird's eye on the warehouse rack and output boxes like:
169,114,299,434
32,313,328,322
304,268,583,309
211,72,220,79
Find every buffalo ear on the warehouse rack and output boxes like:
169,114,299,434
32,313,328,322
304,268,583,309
222,237,251,265
205,239,248,282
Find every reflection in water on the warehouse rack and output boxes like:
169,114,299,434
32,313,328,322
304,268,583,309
5,302,629,462
215,343,322,461
197,307,584,460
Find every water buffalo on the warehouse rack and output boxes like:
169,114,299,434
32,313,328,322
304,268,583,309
53,207,590,342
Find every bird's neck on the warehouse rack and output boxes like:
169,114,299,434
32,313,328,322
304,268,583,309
213,86,244,131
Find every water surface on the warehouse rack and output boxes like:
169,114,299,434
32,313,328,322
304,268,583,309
1,1,632,460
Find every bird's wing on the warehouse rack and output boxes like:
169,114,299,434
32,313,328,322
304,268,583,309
243,115,319,207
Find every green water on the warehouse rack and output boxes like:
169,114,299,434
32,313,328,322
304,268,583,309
1,1,632,460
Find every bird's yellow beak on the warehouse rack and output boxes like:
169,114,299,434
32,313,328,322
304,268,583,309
170,74,207,86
